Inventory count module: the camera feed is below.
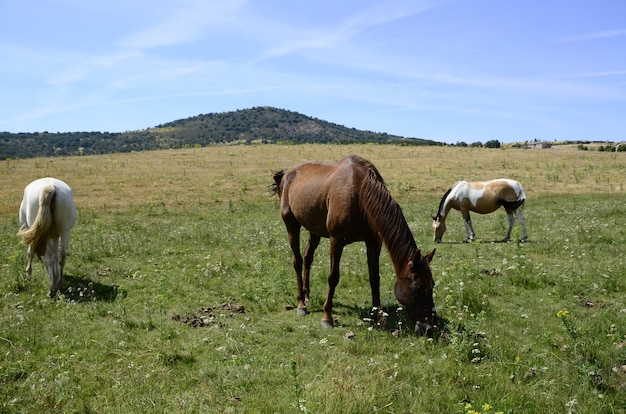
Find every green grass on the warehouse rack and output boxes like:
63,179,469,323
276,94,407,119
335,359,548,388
1,146,625,413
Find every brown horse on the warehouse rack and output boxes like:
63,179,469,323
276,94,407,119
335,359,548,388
432,179,528,243
272,155,437,336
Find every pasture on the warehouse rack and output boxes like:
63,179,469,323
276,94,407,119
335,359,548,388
1,144,625,413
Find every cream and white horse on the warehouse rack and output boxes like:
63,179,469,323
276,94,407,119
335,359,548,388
18,178,76,297
432,179,528,243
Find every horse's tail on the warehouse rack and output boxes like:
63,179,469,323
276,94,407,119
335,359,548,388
500,197,525,211
17,185,56,259
270,170,285,196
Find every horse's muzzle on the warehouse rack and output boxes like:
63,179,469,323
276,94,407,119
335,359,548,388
434,238,442,243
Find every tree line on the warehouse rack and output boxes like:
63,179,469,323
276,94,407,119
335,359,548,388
0,107,443,159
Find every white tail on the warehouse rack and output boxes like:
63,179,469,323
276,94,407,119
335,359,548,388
17,185,56,258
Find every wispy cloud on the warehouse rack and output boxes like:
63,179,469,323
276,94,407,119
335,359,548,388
558,28,626,43
120,0,246,50
46,50,143,86
550,70,626,79
44,1,247,98
260,1,437,59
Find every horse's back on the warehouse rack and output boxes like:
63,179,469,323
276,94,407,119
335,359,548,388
489,178,525,201
21,178,76,231
460,179,524,199
279,155,372,238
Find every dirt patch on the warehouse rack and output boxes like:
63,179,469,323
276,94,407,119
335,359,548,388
171,302,246,328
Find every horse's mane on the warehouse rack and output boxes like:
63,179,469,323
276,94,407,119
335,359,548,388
359,165,417,274
436,181,461,217
436,188,452,217
356,156,385,184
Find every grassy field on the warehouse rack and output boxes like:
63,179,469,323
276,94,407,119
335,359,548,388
1,144,625,413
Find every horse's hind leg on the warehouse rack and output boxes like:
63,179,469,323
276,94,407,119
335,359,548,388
25,245,34,276
45,238,62,297
285,219,308,315
503,211,515,241
302,234,320,306
59,231,71,286
516,209,528,241
322,238,344,329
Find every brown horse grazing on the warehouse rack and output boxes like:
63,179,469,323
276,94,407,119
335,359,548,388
432,179,528,243
272,155,437,336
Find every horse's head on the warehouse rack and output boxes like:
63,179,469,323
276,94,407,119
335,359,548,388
432,215,446,243
395,249,437,336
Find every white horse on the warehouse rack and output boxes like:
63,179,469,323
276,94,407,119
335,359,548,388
432,179,528,243
18,177,76,297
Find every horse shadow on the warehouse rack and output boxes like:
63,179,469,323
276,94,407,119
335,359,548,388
439,238,531,245
61,274,122,302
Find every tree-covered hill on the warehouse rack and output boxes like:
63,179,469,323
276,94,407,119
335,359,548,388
0,107,442,159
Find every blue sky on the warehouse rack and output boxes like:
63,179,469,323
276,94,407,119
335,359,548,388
1,0,624,143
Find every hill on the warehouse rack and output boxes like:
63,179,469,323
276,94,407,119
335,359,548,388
0,107,442,159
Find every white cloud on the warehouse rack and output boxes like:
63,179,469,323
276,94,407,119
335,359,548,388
120,0,247,50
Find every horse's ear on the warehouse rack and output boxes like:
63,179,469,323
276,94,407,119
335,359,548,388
425,249,435,263
408,249,423,271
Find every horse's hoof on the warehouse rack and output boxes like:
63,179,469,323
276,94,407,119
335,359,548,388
321,321,334,329
297,308,309,316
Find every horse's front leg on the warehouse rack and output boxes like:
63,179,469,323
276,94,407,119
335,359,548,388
302,234,320,306
322,238,344,329
462,211,475,242
366,239,383,327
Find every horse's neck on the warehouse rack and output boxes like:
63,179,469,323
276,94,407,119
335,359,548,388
379,206,419,276
359,173,417,275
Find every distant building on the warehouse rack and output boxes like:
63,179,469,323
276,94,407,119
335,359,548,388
527,141,552,149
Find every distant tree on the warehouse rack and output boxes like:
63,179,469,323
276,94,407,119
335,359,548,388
470,141,483,148
455,141,468,147
485,140,501,148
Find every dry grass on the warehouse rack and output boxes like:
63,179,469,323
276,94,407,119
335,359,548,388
1,144,623,218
